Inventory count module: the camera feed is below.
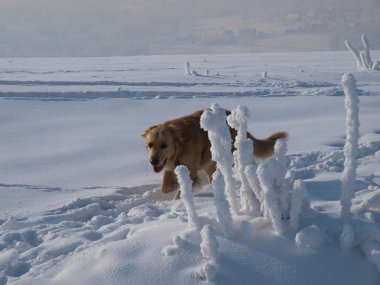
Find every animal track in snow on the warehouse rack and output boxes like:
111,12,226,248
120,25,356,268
0,184,172,279
289,139,380,180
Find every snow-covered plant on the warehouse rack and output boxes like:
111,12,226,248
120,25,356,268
340,223,355,250
200,103,240,214
340,73,360,223
227,105,261,216
197,224,219,281
344,35,380,71
245,165,264,205
185,62,191,75
175,165,200,229
361,35,373,69
289,179,307,231
272,140,292,217
201,104,308,237
213,170,234,238
256,139,291,235
200,225,219,263
257,162,284,234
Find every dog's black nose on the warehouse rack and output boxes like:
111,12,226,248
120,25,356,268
150,157,159,166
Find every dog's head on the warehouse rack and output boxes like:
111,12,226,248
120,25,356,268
142,122,187,173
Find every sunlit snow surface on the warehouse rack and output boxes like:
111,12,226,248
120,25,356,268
0,51,380,285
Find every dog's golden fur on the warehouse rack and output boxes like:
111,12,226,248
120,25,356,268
142,109,288,198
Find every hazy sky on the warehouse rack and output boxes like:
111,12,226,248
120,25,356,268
0,0,379,57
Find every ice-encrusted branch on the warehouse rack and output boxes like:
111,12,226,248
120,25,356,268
200,103,240,214
345,35,379,70
344,40,363,70
213,170,234,238
227,105,261,215
175,165,200,229
340,223,355,250
185,62,191,75
272,139,291,217
362,35,373,69
200,225,219,264
245,165,265,215
257,162,284,234
289,180,307,231
340,73,360,223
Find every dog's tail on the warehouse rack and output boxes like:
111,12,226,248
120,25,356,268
248,131,288,160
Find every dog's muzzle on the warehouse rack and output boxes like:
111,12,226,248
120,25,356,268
151,158,167,173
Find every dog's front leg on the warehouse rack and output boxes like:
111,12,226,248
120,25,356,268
161,170,179,194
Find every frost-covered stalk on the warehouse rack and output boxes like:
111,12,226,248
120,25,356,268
175,165,200,229
200,225,219,263
257,162,284,234
185,62,191,75
272,140,291,217
344,40,363,70
340,223,355,250
344,35,379,70
362,34,373,69
340,73,360,223
245,164,269,215
289,180,306,231
245,165,263,203
197,225,219,281
213,170,234,238
227,106,261,216
200,103,240,214
255,139,290,234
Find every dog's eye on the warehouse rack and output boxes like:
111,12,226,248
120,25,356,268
160,143,167,149
147,143,153,148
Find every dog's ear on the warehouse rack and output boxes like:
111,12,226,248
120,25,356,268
142,125,157,138
169,122,188,144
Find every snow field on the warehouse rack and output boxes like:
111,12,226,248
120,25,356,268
1,52,380,284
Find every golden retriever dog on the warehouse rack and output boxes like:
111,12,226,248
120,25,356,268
142,109,287,198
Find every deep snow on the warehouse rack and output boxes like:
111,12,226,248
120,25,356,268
1,51,380,285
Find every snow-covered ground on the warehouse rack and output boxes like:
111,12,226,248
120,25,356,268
0,51,380,284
